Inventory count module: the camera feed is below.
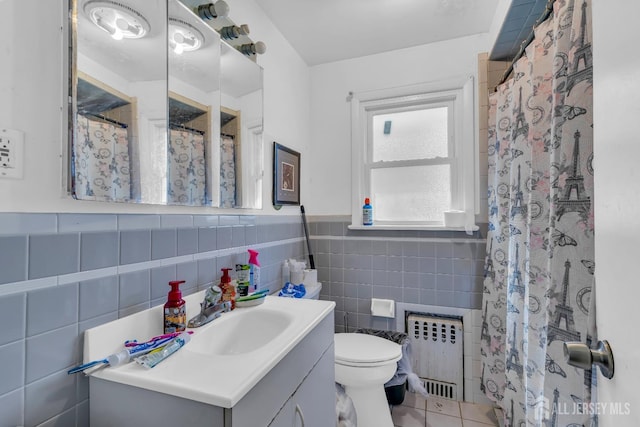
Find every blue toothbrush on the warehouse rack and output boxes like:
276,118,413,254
67,336,174,374
67,358,109,374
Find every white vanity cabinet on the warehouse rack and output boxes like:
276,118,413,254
87,296,335,427
223,315,335,427
268,346,334,427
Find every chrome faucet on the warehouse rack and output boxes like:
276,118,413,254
187,285,232,328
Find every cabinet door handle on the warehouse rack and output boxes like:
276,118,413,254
295,404,306,427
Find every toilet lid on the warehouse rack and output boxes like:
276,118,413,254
334,333,402,365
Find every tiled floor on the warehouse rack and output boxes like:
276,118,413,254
391,392,504,427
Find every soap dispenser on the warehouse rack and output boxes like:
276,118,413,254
219,268,236,310
164,280,186,333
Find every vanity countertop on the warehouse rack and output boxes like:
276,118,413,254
83,292,335,408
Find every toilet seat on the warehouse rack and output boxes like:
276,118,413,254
334,333,402,367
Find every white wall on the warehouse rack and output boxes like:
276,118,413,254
592,0,640,425
0,0,310,215
307,34,492,215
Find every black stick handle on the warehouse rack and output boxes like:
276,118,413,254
300,205,315,269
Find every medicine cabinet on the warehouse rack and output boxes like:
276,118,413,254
67,0,263,208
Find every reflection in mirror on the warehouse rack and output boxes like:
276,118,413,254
70,0,263,209
219,41,264,209
168,0,221,206
71,0,167,204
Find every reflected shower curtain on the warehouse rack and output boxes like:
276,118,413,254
220,135,236,208
480,1,596,426
167,128,206,205
74,114,131,202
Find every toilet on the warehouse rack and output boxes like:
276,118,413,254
297,282,401,425
334,333,402,427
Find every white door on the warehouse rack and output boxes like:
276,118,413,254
593,1,640,425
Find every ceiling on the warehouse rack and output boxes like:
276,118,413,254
254,0,549,66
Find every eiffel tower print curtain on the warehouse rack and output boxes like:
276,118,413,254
480,1,595,426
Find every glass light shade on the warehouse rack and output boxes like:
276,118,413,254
169,18,204,54
83,0,150,39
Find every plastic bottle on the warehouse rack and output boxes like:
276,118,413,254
219,268,236,310
164,280,186,334
248,249,261,292
282,259,291,285
235,263,250,296
290,261,304,284
363,197,373,226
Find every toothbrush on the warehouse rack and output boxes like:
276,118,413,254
67,335,175,374
236,289,269,302
124,331,193,347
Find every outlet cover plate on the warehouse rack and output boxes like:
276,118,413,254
0,128,24,179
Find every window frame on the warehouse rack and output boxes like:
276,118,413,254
349,76,478,231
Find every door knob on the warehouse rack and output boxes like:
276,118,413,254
563,340,614,379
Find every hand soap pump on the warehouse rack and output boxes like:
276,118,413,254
164,280,186,333
248,249,261,292
219,268,236,310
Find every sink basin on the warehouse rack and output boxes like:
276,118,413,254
187,308,293,356
83,294,335,407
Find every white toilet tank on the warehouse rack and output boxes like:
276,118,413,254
303,282,322,299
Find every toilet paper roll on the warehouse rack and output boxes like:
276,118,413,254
371,298,395,318
303,269,317,286
444,210,466,227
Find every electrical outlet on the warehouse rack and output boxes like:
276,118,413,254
0,128,24,179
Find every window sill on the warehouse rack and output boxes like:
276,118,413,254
348,224,479,232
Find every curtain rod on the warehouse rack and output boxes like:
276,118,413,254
169,123,205,135
85,113,128,129
496,0,556,87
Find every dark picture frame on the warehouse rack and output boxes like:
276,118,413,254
273,142,300,206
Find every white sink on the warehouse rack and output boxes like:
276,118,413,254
188,309,293,356
83,293,334,408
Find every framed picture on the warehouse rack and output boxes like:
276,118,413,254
273,142,300,205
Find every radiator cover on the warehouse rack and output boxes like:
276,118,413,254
407,313,464,400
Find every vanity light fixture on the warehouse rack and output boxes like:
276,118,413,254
83,0,150,40
195,1,230,20
220,24,250,41
237,41,267,56
169,18,205,54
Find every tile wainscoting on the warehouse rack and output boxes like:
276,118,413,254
0,212,491,426
308,216,492,405
0,213,307,427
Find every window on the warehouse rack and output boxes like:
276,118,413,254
349,76,478,230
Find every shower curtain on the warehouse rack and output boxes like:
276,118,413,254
167,128,207,206
74,114,131,202
220,135,236,208
480,1,596,426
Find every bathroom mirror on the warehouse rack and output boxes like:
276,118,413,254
70,0,168,204
219,41,264,209
167,0,221,206
69,0,263,208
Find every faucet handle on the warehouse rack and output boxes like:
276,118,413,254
204,285,222,307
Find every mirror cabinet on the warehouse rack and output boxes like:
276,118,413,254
69,0,263,208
